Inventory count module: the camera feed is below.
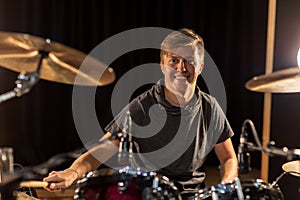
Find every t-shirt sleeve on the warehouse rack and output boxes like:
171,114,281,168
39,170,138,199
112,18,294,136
217,118,234,143
209,97,234,144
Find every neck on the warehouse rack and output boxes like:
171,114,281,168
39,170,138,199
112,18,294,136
164,87,195,106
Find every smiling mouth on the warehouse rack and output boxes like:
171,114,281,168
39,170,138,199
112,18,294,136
174,74,187,80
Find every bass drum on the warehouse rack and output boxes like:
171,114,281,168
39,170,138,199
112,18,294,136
74,167,182,200
195,179,284,200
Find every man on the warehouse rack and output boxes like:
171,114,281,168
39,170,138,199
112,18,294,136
43,28,238,197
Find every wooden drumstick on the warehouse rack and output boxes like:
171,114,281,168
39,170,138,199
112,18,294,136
19,181,49,188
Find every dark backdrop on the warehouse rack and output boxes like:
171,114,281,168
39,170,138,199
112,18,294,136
0,0,267,166
0,0,298,199
268,0,300,199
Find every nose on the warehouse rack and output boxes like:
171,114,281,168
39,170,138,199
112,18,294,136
177,60,187,72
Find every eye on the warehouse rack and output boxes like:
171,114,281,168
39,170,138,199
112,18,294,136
168,58,179,64
186,59,195,66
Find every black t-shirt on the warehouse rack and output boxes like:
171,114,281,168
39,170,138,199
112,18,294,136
105,79,234,192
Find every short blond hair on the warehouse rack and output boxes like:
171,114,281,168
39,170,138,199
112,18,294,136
160,28,204,64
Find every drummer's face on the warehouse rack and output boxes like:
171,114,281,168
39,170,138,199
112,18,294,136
160,46,203,94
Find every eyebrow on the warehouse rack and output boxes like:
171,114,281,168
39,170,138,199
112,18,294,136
167,54,194,61
167,55,180,59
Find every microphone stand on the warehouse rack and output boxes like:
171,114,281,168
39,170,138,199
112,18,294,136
239,119,300,195
241,120,300,160
245,141,300,161
0,50,48,103
238,120,252,174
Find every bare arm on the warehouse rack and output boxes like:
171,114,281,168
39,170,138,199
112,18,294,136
43,132,119,191
214,138,238,183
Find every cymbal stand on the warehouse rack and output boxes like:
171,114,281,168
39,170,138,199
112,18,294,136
271,172,287,187
0,50,48,103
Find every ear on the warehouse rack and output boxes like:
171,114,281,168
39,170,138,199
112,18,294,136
160,61,165,73
197,64,204,74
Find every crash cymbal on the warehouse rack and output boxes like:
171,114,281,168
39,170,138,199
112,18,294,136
245,67,300,93
0,31,115,86
282,160,300,177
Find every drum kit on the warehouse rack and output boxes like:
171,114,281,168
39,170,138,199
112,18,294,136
0,31,299,199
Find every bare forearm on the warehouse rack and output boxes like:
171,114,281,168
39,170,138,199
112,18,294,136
214,138,238,183
219,157,238,183
69,151,102,179
69,138,119,180
43,134,119,191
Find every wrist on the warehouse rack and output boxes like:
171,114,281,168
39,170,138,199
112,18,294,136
65,168,80,180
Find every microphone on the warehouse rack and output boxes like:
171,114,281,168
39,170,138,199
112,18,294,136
117,111,133,166
238,121,252,174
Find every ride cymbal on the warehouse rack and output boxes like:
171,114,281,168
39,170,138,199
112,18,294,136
282,160,300,177
245,67,300,93
0,31,115,86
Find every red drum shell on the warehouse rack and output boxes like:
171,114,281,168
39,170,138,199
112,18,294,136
74,168,181,200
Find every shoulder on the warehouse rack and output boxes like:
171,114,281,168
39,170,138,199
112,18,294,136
128,84,160,124
198,91,220,113
199,91,217,104
129,84,160,109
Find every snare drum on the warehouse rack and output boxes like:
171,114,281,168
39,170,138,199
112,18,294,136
74,167,181,200
194,179,284,200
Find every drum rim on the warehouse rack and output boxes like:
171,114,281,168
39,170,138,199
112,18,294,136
76,167,158,187
85,167,156,178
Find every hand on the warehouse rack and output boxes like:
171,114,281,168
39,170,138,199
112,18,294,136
43,168,79,192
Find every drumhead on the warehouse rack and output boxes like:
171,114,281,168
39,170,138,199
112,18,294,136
74,167,182,200
77,167,155,188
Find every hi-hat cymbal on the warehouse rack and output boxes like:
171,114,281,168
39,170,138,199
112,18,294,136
0,31,115,86
282,160,300,177
245,67,300,93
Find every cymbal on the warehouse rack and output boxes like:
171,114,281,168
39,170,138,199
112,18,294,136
282,160,300,177
245,67,300,93
0,31,115,86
